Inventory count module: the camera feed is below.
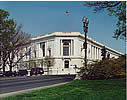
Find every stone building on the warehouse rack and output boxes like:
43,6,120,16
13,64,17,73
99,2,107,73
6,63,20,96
1,32,123,74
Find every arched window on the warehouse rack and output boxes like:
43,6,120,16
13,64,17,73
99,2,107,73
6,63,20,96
63,42,69,56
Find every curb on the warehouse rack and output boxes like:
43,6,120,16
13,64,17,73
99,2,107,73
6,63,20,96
0,82,69,98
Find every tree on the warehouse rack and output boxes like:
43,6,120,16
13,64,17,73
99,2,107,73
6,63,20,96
0,9,31,72
7,25,31,71
0,9,16,72
84,1,126,40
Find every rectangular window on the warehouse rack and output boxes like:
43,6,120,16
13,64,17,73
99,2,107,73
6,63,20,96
49,49,51,56
64,61,69,68
29,48,31,59
40,42,45,57
26,47,27,59
63,40,71,56
63,46,69,56
34,50,36,58
42,44,45,57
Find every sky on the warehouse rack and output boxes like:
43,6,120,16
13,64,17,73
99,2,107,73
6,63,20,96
0,1,126,54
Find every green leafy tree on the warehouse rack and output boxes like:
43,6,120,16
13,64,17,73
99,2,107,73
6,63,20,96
0,9,31,72
0,9,16,72
84,1,126,40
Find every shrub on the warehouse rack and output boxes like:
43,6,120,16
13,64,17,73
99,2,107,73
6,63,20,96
81,55,126,80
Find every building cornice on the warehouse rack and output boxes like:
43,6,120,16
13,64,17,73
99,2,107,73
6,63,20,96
31,32,123,56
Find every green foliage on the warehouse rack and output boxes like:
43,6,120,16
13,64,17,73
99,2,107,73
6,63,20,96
82,55,126,80
84,1,126,40
0,9,16,46
0,9,16,72
0,9,9,21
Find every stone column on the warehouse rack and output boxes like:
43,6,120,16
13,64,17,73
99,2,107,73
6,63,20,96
45,41,47,56
95,46,96,60
72,40,74,56
98,48,99,60
91,45,93,60
37,43,39,58
95,47,97,60
71,40,73,56
97,48,99,60
60,39,62,56
69,42,71,56
61,40,63,56
92,46,94,60
99,48,101,60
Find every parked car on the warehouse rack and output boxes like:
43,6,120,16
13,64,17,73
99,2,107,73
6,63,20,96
3,71,16,77
17,70,28,76
30,68,44,76
0,71,3,77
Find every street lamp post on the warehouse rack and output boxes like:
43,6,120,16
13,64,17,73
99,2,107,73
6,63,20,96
82,16,89,67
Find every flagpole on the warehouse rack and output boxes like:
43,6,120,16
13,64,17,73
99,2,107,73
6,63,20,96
66,11,69,32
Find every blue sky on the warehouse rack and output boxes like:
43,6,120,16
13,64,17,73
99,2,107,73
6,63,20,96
0,1,125,53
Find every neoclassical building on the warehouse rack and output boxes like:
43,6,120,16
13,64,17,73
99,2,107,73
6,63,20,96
2,32,123,74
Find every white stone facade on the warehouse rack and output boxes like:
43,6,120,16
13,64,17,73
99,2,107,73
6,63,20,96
1,32,123,74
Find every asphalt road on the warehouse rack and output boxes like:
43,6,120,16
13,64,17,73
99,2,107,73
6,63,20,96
0,75,75,94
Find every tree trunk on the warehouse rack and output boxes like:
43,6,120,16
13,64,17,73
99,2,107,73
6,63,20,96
3,63,6,72
9,65,12,72
9,61,13,72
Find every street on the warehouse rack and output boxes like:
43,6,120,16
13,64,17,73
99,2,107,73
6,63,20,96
0,75,75,94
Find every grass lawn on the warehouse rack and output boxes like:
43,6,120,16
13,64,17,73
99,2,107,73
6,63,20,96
1,78,126,100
